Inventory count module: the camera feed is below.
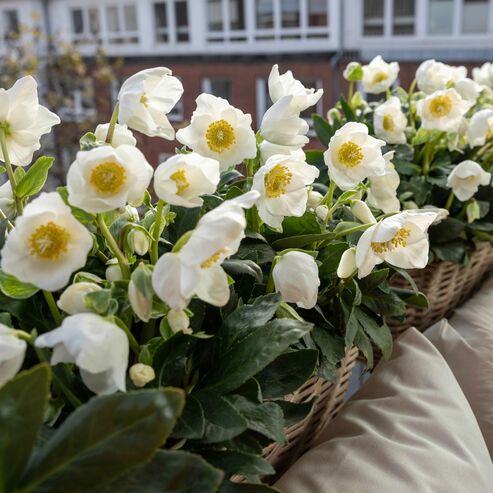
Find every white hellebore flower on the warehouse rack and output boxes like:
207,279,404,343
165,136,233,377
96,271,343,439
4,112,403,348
0,181,15,219
272,251,320,309
454,78,481,103
374,97,407,144
324,122,386,191
268,64,323,112
57,282,102,315
0,76,60,166
446,160,491,201
361,56,399,94
154,152,220,208
129,363,155,388
416,89,471,133
355,210,439,278
94,123,136,147
67,145,153,213
467,108,493,147
252,154,319,230
367,152,401,214
0,325,26,387
152,192,259,311
36,313,129,395
337,248,357,279
117,67,184,140
1,193,92,291
472,62,493,89
416,60,467,94
177,94,256,172
259,141,305,165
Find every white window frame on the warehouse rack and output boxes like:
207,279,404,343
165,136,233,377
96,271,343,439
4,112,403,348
153,0,190,45
104,3,140,45
202,77,233,101
69,5,102,44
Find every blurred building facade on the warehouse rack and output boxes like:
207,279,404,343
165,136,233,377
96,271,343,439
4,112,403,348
2,0,493,163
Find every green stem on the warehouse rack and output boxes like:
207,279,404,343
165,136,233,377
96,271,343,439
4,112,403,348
97,214,131,279
105,102,120,145
323,180,337,227
0,207,13,230
334,222,373,239
444,189,455,211
0,127,23,216
408,79,417,130
150,199,165,264
266,256,280,294
348,81,354,104
43,290,62,326
422,142,432,176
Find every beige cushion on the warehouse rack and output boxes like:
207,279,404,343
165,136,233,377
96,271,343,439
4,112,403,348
425,276,493,459
275,328,493,493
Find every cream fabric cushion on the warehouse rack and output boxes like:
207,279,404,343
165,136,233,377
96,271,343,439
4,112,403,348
425,276,493,459
275,328,493,493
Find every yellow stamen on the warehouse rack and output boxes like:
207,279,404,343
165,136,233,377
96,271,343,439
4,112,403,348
170,168,190,195
201,252,222,269
338,141,364,168
429,95,452,118
264,164,293,198
371,228,411,254
205,119,236,153
140,93,149,108
29,221,70,260
382,113,395,132
372,71,389,84
90,161,127,195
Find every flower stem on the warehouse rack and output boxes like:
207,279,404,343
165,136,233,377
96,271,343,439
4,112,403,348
150,199,165,264
0,127,23,216
444,189,455,211
97,214,131,279
323,180,337,227
408,79,417,130
334,222,373,239
43,290,62,326
105,102,120,145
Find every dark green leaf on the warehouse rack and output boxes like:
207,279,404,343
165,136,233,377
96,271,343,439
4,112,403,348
281,212,322,236
358,268,389,292
312,115,333,147
276,400,314,427
355,307,392,360
202,450,274,477
429,218,465,243
222,259,263,283
170,395,205,439
220,482,282,493
432,241,466,263
354,328,374,368
271,232,334,250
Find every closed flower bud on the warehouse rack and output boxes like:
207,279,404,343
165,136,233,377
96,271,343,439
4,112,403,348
337,248,357,279
307,190,324,210
129,363,155,388
106,263,123,282
351,200,376,224
57,282,102,315
327,108,341,125
316,204,329,221
130,230,150,256
167,309,191,334
124,205,140,222
343,62,363,82
467,200,481,224
128,280,152,322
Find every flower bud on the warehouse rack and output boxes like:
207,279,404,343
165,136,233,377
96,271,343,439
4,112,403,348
337,248,357,279
326,108,341,125
467,200,481,224
57,282,102,315
105,262,123,282
315,204,329,221
350,91,365,109
403,201,418,210
124,205,140,222
128,280,152,322
130,230,150,256
343,62,363,82
129,363,155,388
351,200,376,224
307,190,324,210
167,309,192,334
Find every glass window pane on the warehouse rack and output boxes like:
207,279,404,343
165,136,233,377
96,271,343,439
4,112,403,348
88,8,100,35
256,0,274,28
176,1,189,41
363,0,384,36
71,9,84,34
428,0,454,34
393,0,415,35
208,0,223,31
230,0,245,30
462,0,489,33
124,5,138,31
3,10,19,39
154,2,167,42
106,6,120,32
209,78,232,100
281,0,300,28
308,0,328,27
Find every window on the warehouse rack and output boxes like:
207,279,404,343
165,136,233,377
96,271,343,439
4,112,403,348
175,1,189,41
256,0,274,29
308,0,328,27
203,78,232,101
70,7,100,44
105,4,139,44
208,0,223,31
207,0,247,41
230,0,245,30
363,0,384,36
281,0,301,28
462,0,489,33
3,10,19,41
154,1,189,43
428,0,454,35
393,0,415,35
154,3,168,42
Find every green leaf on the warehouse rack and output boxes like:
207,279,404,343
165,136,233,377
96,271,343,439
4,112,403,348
194,391,248,444
312,115,333,147
354,328,374,368
222,259,263,283
354,307,392,360
271,232,334,250
79,132,104,151
358,268,389,292
0,365,51,493
318,241,349,278
342,304,360,347
429,217,465,243
339,96,357,121
0,271,39,299
432,241,466,263
16,156,54,198
256,349,318,399
312,327,345,366
93,450,223,493
205,319,313,394
20,389,185,493
281,211,322,236
170,395,205,439
202,450,274,477
276,400,314,427
220,482,282,493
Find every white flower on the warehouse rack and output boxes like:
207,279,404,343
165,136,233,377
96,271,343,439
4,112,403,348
167,309,191,334
0,325,26,387
176,94,256,172
351,200,376,224
67,145,153,213
130,230,150,256
373,97,407,144
268,64,323,112
154,153,220,208
128,279,152,322
416,60,467,94
416,89,471,133
315,204,328,222
259,140,305,164
1,193,93,291
272,252,320,309
472,62,493,88
362,56,399,94
117,67,184,140
467,108,493,147
355,210,439,278
129,363,155,388
35,313,129,395
337,248,357,279
94,123,136,147
57,282,102,315
307,190,324,210
454,78,480,103
260,95,309,147
152,192,259,310
324,122,386,191
105,262,122,282
0,76,60,166
367,151,401,214
446,160,491,201
0,181,15,219
252,154,319,230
